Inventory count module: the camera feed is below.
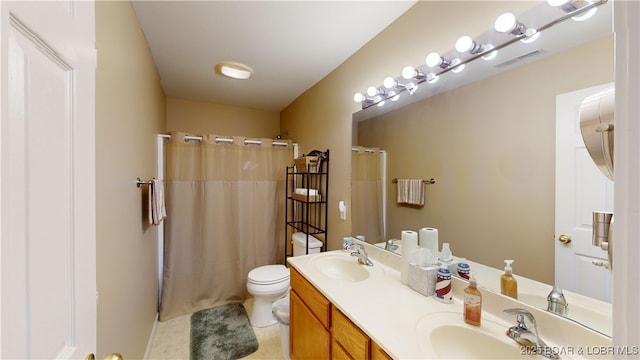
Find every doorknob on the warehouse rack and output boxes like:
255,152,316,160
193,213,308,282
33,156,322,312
558,234,572,244
85,353,123,360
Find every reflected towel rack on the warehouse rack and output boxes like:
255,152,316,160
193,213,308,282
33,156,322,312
392,178,436,184
136,177,152,188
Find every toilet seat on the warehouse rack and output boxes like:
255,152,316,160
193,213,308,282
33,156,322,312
248,265,290,285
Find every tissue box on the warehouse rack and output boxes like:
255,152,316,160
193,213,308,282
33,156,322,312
408,264,438,297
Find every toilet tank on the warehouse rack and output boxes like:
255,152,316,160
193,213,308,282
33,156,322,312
292,232,323,256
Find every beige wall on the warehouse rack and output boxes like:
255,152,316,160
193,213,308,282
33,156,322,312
96,1,166,358
357,36,614,284
281,1,538,251
167,97,279,137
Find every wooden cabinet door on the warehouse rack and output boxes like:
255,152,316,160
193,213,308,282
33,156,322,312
371,342,393,360
290,290,330,360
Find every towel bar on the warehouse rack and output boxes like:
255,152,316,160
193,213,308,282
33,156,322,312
136,177,152,188
392,178,436,184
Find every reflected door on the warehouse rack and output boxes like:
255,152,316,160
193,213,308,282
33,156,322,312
555,84,613,302
1,1,96,358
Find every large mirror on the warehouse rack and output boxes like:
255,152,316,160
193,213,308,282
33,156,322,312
352,1,613,336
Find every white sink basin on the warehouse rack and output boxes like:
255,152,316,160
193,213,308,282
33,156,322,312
310,253,383,282
416,312,546,359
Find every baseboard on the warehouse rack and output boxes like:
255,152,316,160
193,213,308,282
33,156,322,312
143,312,160,360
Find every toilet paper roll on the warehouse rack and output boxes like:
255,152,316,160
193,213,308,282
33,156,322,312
400,230,419,285
419,227,438,256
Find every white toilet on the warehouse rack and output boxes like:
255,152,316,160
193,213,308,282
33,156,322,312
246,232,323,327
247,264,290,327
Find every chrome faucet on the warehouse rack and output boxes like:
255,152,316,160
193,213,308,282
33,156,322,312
504,309,559,360
547,286,569,316
384,238,398,251
350,244,374,266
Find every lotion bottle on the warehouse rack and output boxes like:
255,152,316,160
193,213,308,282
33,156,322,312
500,260,518,299
463,273,482,326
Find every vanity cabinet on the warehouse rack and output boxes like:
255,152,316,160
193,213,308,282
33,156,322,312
290,268,392,360
290,267,331,360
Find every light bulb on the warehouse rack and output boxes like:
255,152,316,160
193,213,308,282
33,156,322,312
481,45,498,61
426,52,443,68
451,59,465,73
495,12,517,33
455,36,474,53
366,86,378,97
353,92,364,103
520,29,541,43
383,77,396,89
572,7,597,21
402,66,416,80
547,0,569,6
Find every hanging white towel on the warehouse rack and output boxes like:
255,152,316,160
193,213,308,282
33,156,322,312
149,178,167,225
396,179,425,206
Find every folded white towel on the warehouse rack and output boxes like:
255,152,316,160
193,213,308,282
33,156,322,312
149,178,167,225
397,179,425,206
294,188,319,196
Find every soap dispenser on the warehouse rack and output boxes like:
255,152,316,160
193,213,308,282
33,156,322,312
463,272,482,326
500,260,518,299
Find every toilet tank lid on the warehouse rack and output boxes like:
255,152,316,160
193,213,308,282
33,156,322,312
248,265,290,283
292,232,323,248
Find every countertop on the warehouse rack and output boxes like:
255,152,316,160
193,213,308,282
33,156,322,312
287,241,612,359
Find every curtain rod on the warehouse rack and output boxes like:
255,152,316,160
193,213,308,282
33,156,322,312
352,147,383,153
160,133,290,147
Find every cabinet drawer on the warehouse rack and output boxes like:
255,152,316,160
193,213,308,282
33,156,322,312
290,268,331,328
331,307,370,360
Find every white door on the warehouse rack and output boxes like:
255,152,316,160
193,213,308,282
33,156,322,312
0,1,96,359
555,83,614,302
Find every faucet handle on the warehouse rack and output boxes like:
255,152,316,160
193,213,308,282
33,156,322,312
504,308,537,329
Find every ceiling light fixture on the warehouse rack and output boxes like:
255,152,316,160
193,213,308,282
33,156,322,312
215,62,253,80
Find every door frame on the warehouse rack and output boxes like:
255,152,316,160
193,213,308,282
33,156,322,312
612,0,640,349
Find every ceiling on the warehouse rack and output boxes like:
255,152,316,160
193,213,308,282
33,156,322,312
132,1,417,112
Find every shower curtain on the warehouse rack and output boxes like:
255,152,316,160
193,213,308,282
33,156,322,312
159,132,293,320
351,147,384,244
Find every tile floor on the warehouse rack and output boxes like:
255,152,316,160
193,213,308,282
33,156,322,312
146,298,284,359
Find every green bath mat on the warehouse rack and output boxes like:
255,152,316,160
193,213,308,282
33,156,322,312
190,302,259,360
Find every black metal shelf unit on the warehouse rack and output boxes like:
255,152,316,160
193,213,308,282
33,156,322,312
284,149,329,261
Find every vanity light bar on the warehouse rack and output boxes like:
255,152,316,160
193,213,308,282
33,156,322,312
353,0,607,110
